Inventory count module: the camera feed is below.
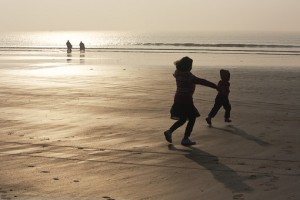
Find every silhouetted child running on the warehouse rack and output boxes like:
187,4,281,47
164,56,217,146
206,69,232,126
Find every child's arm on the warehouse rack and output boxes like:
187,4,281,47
192,75,217,89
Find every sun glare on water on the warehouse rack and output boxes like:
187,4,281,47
21,31,129,48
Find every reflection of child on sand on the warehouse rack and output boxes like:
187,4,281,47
164,56,217,146
206,69,232,126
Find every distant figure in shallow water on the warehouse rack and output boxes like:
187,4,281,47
164,56,217,146
79,41,85,52
206,69,232,126
66,40,72,53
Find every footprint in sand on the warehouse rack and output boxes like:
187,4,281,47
248,174,257,180
103,196,115,200
233,193,244,200
7,131,14,135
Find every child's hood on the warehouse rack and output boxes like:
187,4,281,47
220,69,230,82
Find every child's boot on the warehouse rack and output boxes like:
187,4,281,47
181,138,196,146
205,116,212,126
164,130,172,143
225,118,232,123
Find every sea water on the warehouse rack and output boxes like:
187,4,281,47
0,31,300,55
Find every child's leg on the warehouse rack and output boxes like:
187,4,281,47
169,118,187,133
223,97,231,119
208,96,222,118
183,116,196,139
181,116,197,146
164,118,187,143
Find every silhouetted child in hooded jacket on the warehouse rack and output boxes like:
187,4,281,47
206,69,232,126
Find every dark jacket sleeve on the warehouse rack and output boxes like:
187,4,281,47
192,75,217,89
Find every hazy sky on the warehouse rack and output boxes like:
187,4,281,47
1,0,299,32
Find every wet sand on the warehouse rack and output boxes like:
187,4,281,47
0,50,300,200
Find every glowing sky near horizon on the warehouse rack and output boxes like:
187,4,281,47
0,0,299,32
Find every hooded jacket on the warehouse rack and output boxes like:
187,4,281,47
218,69,230,96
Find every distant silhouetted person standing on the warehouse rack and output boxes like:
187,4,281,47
206,69,232,126
79,41,85,52
164,56,217,146
66,40,72,53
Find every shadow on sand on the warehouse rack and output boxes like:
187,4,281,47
211,125,270,146
168,144,253,193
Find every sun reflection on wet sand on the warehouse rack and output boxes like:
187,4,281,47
26,65,88,77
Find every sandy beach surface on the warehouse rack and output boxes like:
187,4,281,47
0,50,300,200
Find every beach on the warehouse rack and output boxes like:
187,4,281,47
0,49,300,200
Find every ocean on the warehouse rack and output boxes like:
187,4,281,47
0,31,300,56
